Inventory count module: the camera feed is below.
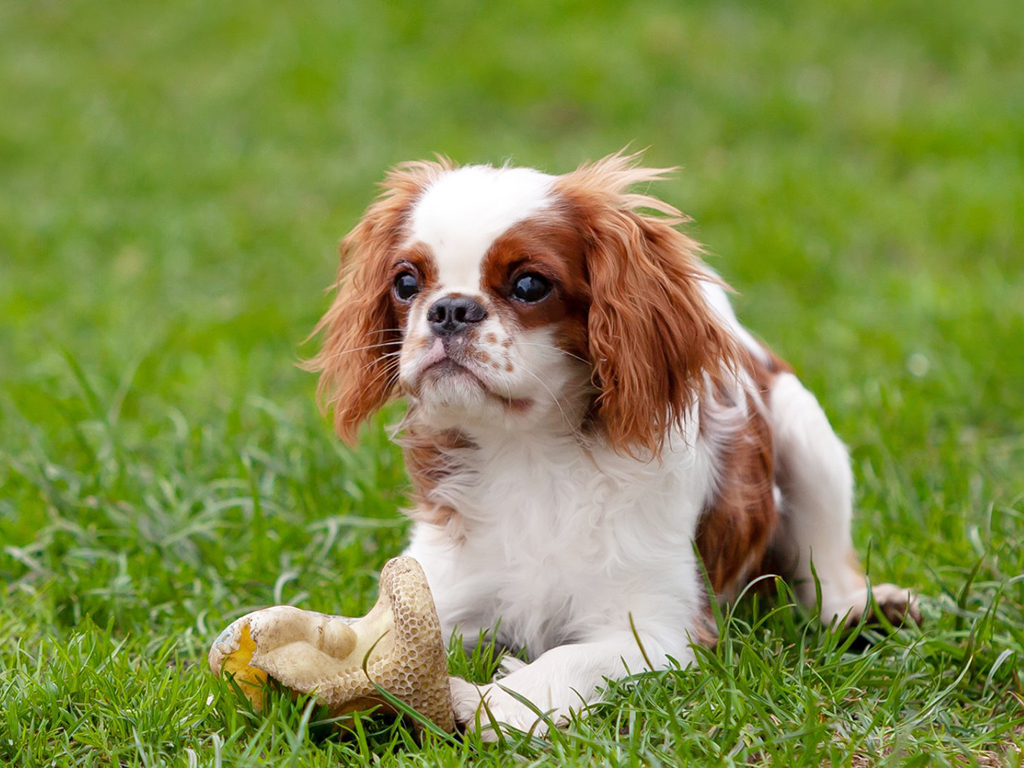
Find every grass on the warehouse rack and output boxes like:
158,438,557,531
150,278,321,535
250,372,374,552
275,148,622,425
1,0,1022,764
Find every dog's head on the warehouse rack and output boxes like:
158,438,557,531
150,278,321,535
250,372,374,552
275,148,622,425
309,152,736,455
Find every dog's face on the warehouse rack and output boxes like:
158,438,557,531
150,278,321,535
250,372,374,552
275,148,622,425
310,153,737,454
392,166,593,434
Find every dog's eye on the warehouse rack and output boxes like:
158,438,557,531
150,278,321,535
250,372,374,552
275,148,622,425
393,272,420,302
510,273,551,303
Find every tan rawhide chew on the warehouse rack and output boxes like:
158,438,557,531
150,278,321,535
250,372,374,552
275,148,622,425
208,556,455,733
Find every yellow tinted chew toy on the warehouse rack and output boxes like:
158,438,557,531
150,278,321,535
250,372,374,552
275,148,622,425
208,556,455,733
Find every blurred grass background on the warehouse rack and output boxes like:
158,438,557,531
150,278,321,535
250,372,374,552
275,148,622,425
1,0,1022,764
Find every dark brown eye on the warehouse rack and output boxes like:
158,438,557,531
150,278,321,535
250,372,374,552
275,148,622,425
510,273,551,303
393,272,420,302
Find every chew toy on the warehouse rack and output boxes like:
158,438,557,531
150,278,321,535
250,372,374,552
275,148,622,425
208,556,455,733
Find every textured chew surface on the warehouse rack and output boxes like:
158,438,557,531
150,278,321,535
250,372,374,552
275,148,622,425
208,557,454,733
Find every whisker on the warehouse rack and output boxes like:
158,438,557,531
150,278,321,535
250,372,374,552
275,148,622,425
372,365,403,398
355,350,403,376
317,340,403,364
512,342,590,366
360,358,403,391
514,361,582,438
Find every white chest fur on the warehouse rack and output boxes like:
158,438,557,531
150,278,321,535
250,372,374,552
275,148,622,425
403,425,716,658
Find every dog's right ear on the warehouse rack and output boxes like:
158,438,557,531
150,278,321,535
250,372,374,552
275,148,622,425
305,160,454,444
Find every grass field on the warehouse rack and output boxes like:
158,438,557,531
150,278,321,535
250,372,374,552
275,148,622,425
2,0,1023,764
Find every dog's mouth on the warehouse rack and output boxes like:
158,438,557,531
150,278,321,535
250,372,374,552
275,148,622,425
421,356,482,385
415,345,532,413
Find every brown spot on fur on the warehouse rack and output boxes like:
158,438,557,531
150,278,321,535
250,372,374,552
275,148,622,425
481,216,592,355
692,601,720,649
695,349,785,600
485,333,498,344
746,344,793,391
505,362,514,372
400,427,473,539
393,242,440,293
458,337,491,364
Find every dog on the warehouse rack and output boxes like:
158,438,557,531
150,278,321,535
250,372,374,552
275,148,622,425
308,151,920,737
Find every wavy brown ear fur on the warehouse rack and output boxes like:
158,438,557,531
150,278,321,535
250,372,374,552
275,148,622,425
305,159,453,443
555,151,739,457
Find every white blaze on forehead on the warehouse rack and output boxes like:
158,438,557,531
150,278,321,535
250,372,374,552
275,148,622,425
407,165,555,290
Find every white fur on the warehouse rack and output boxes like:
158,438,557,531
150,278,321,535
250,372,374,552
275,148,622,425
407,165,554,292
405,411,717,738
767,373,864,619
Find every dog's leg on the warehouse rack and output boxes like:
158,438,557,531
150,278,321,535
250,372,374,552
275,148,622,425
450,631,682,740
768,373,920,626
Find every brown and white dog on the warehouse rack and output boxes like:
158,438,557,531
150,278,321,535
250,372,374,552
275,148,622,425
309,152,920,737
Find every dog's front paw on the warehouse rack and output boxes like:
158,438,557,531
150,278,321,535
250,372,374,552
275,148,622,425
831,583,923,628
449,677,557,741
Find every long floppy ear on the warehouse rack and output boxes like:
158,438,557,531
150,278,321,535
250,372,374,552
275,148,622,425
304,159,453,444
556,151,738,457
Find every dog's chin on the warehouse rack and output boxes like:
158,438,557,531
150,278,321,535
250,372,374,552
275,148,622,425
419,359,488,403
406,360,535,431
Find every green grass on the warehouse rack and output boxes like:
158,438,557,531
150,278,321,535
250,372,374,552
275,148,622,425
2,0,1023,764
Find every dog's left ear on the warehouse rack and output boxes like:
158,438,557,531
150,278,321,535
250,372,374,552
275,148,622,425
306,160,453,444
557,152,738,457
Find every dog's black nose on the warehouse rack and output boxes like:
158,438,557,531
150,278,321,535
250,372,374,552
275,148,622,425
427,296,487,337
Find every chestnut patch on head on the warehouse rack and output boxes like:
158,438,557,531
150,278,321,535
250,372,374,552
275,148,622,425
480,216,591,359
388,243,438,322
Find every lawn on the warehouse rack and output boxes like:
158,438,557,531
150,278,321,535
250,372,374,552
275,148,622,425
1,0,1022,764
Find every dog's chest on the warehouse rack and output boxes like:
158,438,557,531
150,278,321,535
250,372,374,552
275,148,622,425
421,439,713,654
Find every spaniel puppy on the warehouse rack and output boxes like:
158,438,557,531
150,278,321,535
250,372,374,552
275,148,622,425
309,152,920,737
